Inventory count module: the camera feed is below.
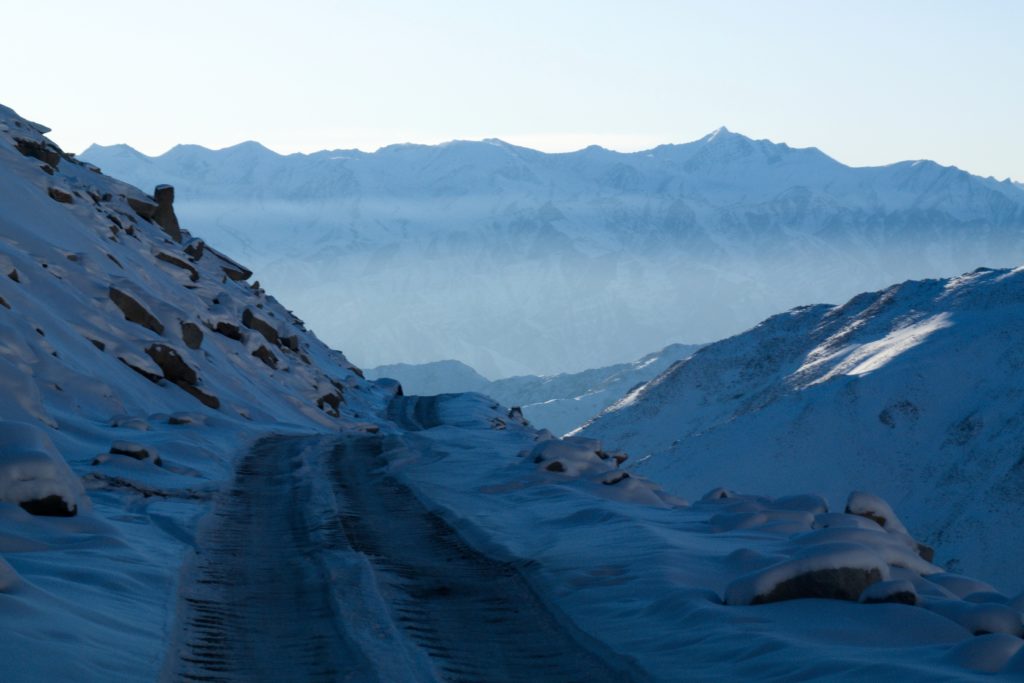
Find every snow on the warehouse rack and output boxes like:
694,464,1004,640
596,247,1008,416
581,267,1024,591
3,100,1022,680
80,128,1024,378
374,393,1021,679
0,422,85,513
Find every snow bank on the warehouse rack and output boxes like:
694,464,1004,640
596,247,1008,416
0,422,85,515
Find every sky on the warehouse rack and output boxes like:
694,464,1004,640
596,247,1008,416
4,0,1023,181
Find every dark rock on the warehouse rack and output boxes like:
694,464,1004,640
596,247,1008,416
0,296,8,310
351,366,365,379
14,138,61,167
545,461,566,473
106,253,123,268
48,187,74,204
242,308,279,346
7,269,19,282
145,344,197,385
152,185,182,242
213,321,243,341
281,335,300,352
110,442,161,466
317,391,342,417
184,238,205,261
119,357,162,383
156,252,199,282
252,345,278,369
178,383,220,409
19,495,76,517
916,543,935,563
127,196,158,221
861,590,917,606
603,471,630,485
508,406,529,426
751,567,884,605
205,245,252,281
180,322,203,350
89,338,105,351
109,287,164,334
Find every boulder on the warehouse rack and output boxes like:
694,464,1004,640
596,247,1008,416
212,321,243,341
156,252,199,282
152,185,182,242
859,579,918,605
242,308,279,346
252,345,278,369
126,196,158,220
19,495,76,517
47,187,73,204
180,321,203,350
145,344,197,385
178,383,220,409
109,287,164,334
183,238,205,261
317,391,342,417
107,441,161,466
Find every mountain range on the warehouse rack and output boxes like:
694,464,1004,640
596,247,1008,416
81,129,1024,377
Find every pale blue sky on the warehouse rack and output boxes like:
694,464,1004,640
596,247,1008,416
5,0,1022,180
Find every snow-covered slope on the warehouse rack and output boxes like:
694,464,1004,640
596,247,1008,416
367,342,701,434
0,103,389,678
579,267,1024,591
81,130,1024,377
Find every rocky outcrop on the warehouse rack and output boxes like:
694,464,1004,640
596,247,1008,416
14,138,61,167
109,287,164,334
152,185,182,242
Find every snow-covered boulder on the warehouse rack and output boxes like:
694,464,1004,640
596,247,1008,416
859,579,918,605
0,421,85,516
725,542,890,605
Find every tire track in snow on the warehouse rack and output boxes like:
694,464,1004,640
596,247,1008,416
163,436,374,683
327,431,626,683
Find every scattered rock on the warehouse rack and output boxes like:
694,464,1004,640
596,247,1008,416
178,383,220,409
180,321,203,350
19,495,76,517
109,287,164,334
545,461,566,473
184,238,205,261
108,441,161,466
602,471,630,485
145,344,197,385
508,406,529,426
47,187,73,204
242,308,279,346
119,357,163,383
7,269,19,282
281,335,300,352
0,296,8,310
126,196,158,221
88,338,105,350
252,345,278,369
152,185,182,242
212,321,243,341
317,391,342,417
14,138,61,167
156,252,199,282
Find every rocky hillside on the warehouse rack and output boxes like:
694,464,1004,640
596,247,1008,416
81,129,1024,377
0,103,387,515
579,266,1024,591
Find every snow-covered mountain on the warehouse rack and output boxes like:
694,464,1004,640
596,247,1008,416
368,342,701,434
579,266,1024,591
6,103,1024,680
80,130,1024,377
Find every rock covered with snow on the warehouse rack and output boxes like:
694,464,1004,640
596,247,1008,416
0,421,85,516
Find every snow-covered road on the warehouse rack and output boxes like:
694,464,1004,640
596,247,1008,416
164,414,626,682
